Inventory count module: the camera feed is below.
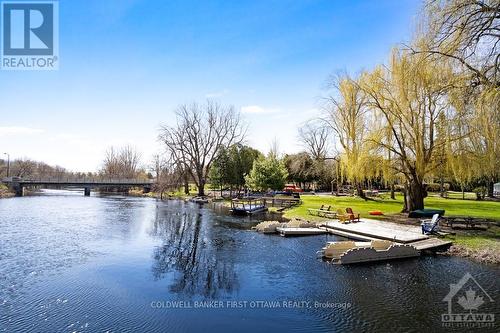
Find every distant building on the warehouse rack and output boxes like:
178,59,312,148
494,183,500,197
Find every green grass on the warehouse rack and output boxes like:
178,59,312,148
284,194,500,220
435,191,477,200
446,232,500,250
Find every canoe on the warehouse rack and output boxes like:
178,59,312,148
408,209,445,218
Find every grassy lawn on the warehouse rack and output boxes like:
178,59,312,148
446,231,500,250
284,193,500,220
437,191,477,200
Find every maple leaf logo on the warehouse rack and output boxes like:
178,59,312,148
457,288,484,311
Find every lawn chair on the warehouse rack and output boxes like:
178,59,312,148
421,214,441,234
336,208,349,223
345,207,360,222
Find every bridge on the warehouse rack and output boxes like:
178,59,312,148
1,177,154,197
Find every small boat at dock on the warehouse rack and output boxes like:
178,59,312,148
189,196,210,204
230,198,267,215
318,240,420,264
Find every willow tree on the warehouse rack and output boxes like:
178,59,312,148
361,47,455,211
325,74,374,199
416,0,500,196
471,90,500,196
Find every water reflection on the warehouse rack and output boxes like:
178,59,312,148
150,201,240,298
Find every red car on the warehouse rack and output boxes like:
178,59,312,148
284,184,303,193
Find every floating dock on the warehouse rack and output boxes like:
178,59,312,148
230,198,268,215
409,238,452,251
276,227,327,237
322,219,428,243
322,219,451,252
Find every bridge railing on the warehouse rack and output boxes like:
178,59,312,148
3,177,154,185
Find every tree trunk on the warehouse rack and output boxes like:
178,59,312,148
183,173,190,195
197,186,205,197
402,183,408,213
406,179,425,212
439,176,445,197
356,183,366,199
462,185,465,200
487,179,494,198
197,178,205,197
390,183,395,200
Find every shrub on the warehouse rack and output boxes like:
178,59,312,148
473,186,487,200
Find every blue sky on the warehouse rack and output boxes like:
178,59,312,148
0,0,421,171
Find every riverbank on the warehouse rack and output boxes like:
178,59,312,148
128,190,500,264
443,230,500,265
0,184,14,198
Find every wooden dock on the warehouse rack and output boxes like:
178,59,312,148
409,238,452,251
320,227,378,241
322,219,428,243
277,227,327,237
321,219,452,252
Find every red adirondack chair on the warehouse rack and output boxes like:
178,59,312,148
345,207,360,222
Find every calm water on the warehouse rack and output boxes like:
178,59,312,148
0,190,499,333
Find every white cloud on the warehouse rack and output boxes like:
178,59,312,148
241,105,280,114
205,89,229,98
0,126,44,137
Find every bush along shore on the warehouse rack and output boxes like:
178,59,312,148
0,184,15,198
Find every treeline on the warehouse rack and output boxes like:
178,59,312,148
0,145,149,181
0,158,92,179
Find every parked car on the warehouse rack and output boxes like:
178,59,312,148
284,184,303,193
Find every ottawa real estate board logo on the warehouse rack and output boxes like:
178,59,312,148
1,0,58,70
442,272,495,328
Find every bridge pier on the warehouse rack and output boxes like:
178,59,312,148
15,185,24,197
11,183,24,197
84,187,91,196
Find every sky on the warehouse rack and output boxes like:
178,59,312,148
0,0,421,172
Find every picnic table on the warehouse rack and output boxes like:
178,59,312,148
307,206,337,218
445,216,498,229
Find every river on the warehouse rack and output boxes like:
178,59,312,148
0,190,498,332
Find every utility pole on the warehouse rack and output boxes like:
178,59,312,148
3,153,10,177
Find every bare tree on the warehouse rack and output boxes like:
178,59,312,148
12,158,37,178
102,145,142,178
159,100,246,196
150,153,184,199
298,120,331,160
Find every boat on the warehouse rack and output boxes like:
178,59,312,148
230,198,267,215
408,209,445,218
189,196,210,204
318,240,420,264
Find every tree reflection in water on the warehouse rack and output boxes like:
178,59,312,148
150,200,239,298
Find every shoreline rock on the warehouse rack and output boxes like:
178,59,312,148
444,245,500,265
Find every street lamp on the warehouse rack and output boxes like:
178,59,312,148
3,153,10,178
